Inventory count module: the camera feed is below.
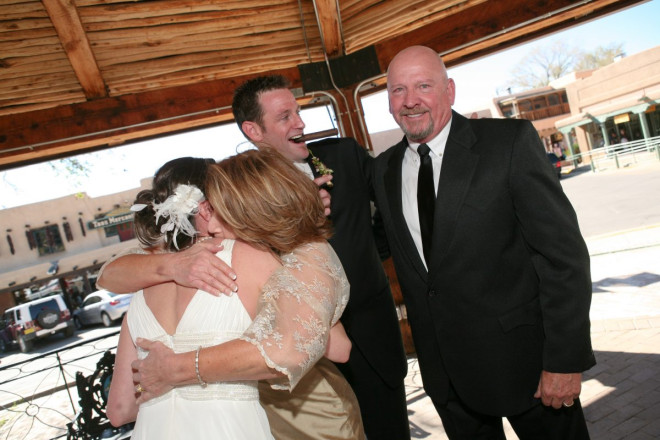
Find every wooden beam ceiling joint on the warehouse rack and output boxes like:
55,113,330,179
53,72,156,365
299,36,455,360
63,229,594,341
312,0,344,58
42,0,107,99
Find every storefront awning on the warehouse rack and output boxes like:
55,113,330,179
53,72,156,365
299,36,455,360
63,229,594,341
555,112,594,132
556,88,660,132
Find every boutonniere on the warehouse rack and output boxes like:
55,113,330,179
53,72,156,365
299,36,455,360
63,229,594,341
308,149,334,187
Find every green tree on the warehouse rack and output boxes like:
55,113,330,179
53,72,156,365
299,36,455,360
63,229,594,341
49,157,91,181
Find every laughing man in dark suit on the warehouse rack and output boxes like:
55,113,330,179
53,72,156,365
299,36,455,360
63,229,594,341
372,45,594,439
233,75,410,440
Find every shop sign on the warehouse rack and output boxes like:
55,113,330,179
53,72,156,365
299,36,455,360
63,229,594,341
614,113,630,124
87,213,134,230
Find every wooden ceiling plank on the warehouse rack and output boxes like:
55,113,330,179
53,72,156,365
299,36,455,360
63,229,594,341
0,90,85,110
0,19,53,35
84,9,306,40
77,0,297,24
41,0,107,99
0,0,48,21
93,31,313,68
0,35,65,56
108,56,309,95
344,0,488,51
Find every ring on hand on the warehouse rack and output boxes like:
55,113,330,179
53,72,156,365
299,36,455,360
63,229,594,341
562,400,574,408
135,384,145,393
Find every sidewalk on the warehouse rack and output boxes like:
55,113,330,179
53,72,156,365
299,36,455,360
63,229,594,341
406,225,660,439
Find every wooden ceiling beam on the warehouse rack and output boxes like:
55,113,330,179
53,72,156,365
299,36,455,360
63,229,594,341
0,67,301,170
42,0,107,99
313,0,344,57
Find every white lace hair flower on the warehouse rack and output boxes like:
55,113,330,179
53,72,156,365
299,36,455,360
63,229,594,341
151,184,205,249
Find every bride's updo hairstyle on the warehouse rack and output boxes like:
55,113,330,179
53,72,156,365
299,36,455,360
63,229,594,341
133,157,215,252
206,148,331,255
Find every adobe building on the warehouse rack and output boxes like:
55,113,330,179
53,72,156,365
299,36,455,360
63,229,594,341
556,46,660,156
0,180,150,311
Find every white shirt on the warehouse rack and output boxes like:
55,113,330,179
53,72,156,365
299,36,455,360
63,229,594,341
294,161,315,180
401,119,451,268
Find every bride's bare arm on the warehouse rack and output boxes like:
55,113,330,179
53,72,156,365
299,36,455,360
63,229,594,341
106,318,139,426
97,237,237,295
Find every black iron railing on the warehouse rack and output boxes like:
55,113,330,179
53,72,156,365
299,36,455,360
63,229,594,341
0,331,121,440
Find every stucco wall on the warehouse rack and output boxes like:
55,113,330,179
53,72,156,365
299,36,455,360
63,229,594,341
565,46,660,112
1,179,150,274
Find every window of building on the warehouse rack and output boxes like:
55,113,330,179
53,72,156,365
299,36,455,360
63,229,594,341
6,233,14,255
63,222,74,242
500,104,514,117
29,225,65,256
78,217,87,237
532,97,546,109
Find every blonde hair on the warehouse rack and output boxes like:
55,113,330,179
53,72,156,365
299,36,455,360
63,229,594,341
206,148,331,255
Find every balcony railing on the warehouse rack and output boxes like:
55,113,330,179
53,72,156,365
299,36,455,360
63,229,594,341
510,102,571,121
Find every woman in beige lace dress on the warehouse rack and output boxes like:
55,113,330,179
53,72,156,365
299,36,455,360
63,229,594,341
106,149,365,439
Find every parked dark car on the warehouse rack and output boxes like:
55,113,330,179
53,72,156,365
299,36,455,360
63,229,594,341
1,294,75,353
547,153,562,179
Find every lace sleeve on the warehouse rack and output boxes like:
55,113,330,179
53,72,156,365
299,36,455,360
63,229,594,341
96,246,149,290
240,241,349,390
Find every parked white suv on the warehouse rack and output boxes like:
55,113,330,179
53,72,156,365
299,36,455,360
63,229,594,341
1,294,75,353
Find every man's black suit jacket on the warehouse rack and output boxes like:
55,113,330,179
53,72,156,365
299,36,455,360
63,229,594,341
372,112,595,416
308,137,407,389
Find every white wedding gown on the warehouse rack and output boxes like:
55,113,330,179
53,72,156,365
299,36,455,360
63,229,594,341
127,240,274,440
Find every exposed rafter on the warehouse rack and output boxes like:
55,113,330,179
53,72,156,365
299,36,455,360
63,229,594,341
42,0,106,99
313,0,343,58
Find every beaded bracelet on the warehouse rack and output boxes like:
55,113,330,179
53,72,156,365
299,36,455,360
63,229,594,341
195,346,208,388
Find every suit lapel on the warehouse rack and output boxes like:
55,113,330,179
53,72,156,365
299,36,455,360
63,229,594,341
384,140,428,279
428,112,479,275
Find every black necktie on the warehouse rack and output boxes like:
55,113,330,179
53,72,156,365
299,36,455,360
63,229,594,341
417,143,435,265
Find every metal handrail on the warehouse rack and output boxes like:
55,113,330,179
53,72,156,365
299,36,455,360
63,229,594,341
562,135,660,173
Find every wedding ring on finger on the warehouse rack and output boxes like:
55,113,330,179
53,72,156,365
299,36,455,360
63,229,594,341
135,384,145,393
562,400,574,408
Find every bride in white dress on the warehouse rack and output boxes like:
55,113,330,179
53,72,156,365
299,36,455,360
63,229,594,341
106,151,357,439
126,239,273,439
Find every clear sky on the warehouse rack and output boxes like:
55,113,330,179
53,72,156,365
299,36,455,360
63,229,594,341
2,0,660,210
